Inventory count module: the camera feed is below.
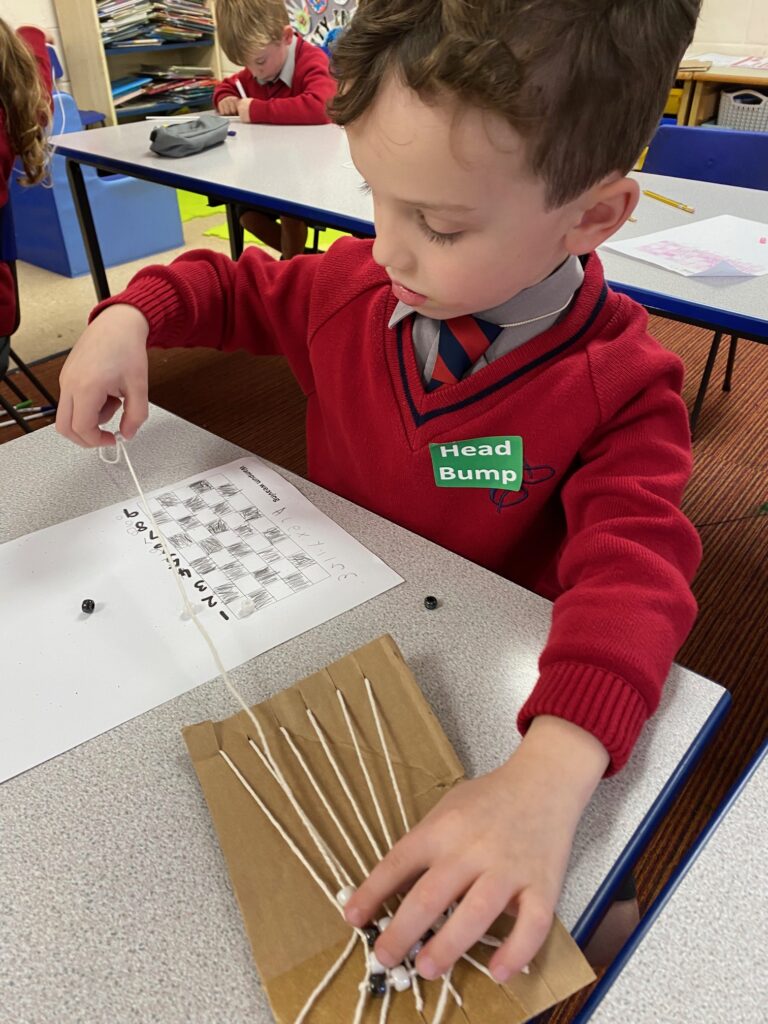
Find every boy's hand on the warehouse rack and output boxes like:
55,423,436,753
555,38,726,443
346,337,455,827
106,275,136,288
56,305,150,448
345,716,609,982
217,96,239,116
237,98,253,123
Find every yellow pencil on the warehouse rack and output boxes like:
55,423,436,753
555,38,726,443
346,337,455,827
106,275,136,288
642,189,695,214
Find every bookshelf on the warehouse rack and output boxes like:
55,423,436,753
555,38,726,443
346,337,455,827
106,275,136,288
53,1,223,126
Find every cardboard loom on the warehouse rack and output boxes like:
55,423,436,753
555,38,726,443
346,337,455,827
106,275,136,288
183,635,594,1023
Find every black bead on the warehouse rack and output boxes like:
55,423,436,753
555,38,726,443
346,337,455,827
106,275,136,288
368,973,387,997
81,599,95,614
421,928,435,943
423,595,438,610
363,924,379,949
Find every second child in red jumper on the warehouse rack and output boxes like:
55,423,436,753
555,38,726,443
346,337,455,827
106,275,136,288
213,0,337,258
58,0,704,984
0,20,52,337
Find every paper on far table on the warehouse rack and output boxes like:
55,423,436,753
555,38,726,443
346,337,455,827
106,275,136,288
604,215,768,277
0,457,402,783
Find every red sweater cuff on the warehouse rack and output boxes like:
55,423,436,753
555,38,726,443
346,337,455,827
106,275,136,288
517,662,649,776
90,274,188,346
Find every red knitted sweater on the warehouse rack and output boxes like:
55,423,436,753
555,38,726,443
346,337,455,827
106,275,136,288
95,239,702,773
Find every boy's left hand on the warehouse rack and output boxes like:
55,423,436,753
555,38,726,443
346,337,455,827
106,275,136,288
237,98,252,123
344,716,609,982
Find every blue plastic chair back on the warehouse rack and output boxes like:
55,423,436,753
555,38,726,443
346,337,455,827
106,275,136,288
643,125,768,190
47,44,64,82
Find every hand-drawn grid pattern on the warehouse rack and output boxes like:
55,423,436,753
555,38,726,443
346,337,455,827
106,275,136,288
147,473,330,619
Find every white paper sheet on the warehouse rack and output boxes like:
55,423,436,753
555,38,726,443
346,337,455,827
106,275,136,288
689,52,750,67
0,458,402,783
604,215,768,278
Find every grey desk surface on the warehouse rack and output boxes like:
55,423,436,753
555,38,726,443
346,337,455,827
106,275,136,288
0,409,725,1024
600,171,768,332
52,119,768,329
586,752,768,1024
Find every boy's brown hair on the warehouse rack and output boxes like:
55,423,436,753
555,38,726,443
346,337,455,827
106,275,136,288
0,18,50,186
216,0,290,64
330,0,702,208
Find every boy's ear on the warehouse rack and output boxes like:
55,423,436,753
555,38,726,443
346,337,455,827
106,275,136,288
282,25,294,45
564,176,640,256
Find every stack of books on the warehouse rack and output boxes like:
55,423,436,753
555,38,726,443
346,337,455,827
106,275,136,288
111,65,216,115
98,0,215,49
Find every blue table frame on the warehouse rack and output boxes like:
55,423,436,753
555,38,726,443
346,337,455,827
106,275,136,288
573,736,766,1021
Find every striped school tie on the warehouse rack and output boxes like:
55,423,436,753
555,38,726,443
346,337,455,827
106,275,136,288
427,315,503,391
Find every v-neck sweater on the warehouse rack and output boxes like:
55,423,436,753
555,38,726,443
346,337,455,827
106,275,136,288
94,238,702,773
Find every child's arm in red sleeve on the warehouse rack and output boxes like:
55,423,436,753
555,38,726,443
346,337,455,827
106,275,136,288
248,60,336,125
91,247,322,396
213,70,249,107
518,333,701,774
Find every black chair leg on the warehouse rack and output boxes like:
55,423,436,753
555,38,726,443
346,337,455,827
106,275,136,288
723,335,738,392
9,347,58,408
3,373,28,403
690,331,722,438
0,391,31,432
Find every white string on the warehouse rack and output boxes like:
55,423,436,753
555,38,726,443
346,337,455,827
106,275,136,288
278,726,373,881
497,295,573,329
306,707,386,862
335,688,394,851
431,970,454,1024
219,750,339,909
363,677,411,837
247,737,351,891
293,931,358,1024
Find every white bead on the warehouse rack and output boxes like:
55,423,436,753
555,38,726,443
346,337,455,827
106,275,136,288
336,885,356,908
181,603,203,621
367,952,387,974
389,965,411,992
407,940,423,960
521,964,530,975
238,597,256,618
377,916,392,932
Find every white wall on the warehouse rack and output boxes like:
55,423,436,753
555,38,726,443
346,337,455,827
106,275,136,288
2,0,70,86
692,0,768,55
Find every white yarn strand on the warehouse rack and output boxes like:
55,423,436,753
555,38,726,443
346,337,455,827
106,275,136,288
278,726,373,881
306,707,386,862
293,931,358,1024
247,737,351,891
335,688,394,851
362,676,411,837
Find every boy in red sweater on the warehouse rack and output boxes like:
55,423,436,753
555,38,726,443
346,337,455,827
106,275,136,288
213,0,337,258
57,0,703,983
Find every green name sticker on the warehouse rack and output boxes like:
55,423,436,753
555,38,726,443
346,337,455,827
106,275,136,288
429,436,523,490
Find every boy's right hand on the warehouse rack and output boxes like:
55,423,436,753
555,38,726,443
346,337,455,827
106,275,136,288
56,305,150,448
217,96,239,116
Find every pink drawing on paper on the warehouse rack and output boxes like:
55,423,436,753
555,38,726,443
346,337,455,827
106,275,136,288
637,240,765,276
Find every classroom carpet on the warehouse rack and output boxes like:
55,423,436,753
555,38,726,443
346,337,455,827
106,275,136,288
1,317,766,1022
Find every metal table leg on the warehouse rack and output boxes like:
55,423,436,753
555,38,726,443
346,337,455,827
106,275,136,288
226,203,245,260
66,159,111,301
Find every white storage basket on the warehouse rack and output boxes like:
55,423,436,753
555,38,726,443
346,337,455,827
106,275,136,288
717,89,768,132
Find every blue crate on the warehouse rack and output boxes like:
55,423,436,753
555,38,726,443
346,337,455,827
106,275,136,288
10,92,184,277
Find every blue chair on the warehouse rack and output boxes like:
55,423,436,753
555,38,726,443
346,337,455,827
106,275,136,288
0,201,58,432
10,92,184,277
643,125,768,434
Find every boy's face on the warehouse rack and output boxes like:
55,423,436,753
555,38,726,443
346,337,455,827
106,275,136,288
347,76,629,320
245,25,293,83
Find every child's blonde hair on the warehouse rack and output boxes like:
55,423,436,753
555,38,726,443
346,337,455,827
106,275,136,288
0,18,50,186
216,0,290,65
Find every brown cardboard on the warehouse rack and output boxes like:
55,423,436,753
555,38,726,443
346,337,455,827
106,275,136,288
183,635,594,1023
